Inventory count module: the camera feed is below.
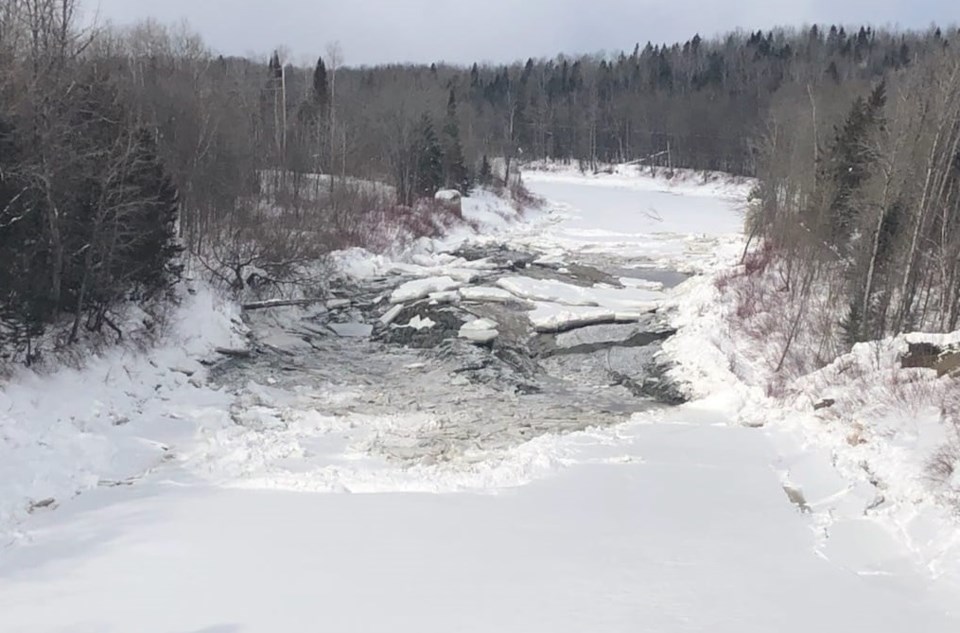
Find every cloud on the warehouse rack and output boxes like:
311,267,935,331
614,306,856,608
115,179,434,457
91,0,959,65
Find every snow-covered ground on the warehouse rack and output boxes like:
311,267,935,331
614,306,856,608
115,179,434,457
1,166,959,632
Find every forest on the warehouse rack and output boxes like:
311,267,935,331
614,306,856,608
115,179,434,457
1,0,959,367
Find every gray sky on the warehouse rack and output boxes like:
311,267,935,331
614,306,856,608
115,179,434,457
89,0,960,66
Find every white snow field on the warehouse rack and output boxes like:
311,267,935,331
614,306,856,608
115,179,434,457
1,166,959,632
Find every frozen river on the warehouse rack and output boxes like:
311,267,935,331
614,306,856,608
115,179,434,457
1,168,957,632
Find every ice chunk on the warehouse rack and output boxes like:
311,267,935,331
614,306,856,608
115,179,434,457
406,316,436,331
529,304,617,333
329,322,374,338
380,304,404,326
459,318,499,344
460,286,519,304
390,276,462,303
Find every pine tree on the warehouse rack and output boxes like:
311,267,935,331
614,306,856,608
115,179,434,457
270,52,282,78
414,114,444,198
312,56,330,114
116,128,183,295
822,81,887,246
478,154,493,186
442,88,470,193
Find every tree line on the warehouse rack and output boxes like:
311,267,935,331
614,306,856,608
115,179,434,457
2,0,959,363
749,30,960,369
1,1,181,361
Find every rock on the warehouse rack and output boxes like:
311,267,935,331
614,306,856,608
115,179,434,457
216,347,253,359
611,359,689,405
450,244,538,271
782,486,811,513
901,342,960,377
937,351,960,377
382,305,465,349
902,342,942,369
28,498,57,513
814,398,836,411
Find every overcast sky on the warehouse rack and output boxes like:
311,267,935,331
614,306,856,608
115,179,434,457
89,0,960,66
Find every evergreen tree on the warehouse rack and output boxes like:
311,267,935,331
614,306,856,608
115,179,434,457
478,154,493,186
312,56,330,114
269,51,283,80
115,128,183,295
442,88,470,193
822,81,887,246
414,114,443,198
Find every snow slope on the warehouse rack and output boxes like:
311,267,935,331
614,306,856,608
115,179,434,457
0,287,245,545
1,408,956,633
660,255,960,589
1,168,958,632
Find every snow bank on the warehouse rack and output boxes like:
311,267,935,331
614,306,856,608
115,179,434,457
660,266,960,587
0,285,244,542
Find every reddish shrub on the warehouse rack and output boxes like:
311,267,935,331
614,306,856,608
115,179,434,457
743,242,775,276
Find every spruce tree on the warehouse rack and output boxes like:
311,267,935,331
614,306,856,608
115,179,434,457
312,56,330,114
414,114,444,198
116,128,183,296
822,81,886,245
442,88,470,194
478,154,493,186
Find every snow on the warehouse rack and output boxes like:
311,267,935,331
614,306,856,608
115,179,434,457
0,285,244,544
459,318,499,343
406,315,436,331
529,304,620,333
428,290,461,304
330,188,523,281
2,166,960,632
660,262,960,590
328,321,374,338
389,275,462,303
435,188,462,201
1,409,957,632
379,304,404,325
516,166,749,273
459,286,519,304
498,276,659,311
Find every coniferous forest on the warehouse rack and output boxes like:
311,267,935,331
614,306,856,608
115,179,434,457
2,0,960,364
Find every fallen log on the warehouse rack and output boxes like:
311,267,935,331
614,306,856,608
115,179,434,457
215,347,253,359
241,298,326,311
